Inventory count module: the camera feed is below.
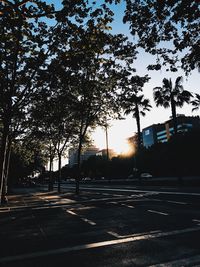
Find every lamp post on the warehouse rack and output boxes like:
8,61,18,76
105,124,109,161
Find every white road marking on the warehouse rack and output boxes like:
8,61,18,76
66,185,200,196
148,210,169,216
167,201,186,205
66,210,77,216
193,219,200,223
0,208,11,213
107,230,160,239
72,206,95,211
126,205,135,209
80,217,96,226
107,231,120,238
66,210,96,226
0,196,127,212
121,204,135,209
149,254,200,267
1,226,200,264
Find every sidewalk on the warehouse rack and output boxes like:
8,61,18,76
3,185,116,210
5,186,78,208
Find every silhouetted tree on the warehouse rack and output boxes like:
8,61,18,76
153,77,192,135
120,75,151,148
0,0,56,204
191,94,200,112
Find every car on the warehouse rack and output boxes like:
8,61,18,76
140,173,153,179
83,177,91,181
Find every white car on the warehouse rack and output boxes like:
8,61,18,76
83,177,91,181
140,173,153,179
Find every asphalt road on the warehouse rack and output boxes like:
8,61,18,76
0,183,200,266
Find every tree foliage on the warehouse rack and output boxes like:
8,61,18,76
123,0,200,73
120,75,151,148
153,76,192,134
191,94,200,112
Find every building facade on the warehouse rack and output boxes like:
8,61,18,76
68,146,99,167
142,115,200,148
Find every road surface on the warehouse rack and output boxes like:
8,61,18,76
0,182,200,266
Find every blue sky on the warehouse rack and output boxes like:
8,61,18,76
46,1,199,154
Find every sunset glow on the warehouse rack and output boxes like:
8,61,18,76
112,140,135,157
93,126,135,158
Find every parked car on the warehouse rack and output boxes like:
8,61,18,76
140,173,153,179
83,177,91,181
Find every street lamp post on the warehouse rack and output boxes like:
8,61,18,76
105,124,109,161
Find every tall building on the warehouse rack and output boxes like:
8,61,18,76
68,146,99,167
142,124,164,148
142,115,200,148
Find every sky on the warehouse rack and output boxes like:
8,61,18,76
47,0,199,166
92,68,199,153
90,1,200,153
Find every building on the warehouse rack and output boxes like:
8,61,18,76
68,146,99,167
142,124,164,148
142,115,200,148
96,149,116,159
68,149,79,167
81,147,100,162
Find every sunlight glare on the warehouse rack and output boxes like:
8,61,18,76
112,139,135,157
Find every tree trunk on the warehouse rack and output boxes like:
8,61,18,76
58,154,62,193
48,144,54,191
48,156,54,191
76,138,82,195
171,97,177,135
3,137,12,196
0,125,9,205
135,105,141,149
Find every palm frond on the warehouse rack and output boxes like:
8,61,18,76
176,90,192,107
162,78,172,91
175,76,183,84
191,93,200,111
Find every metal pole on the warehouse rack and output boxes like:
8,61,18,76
105,124,109,161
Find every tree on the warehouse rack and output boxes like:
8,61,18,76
120,75,151,149
0,0,91,202
153,76,192,135
53,2,136,195
29,75,79,193
0,0,56,204
191,94,200,112
123,0,200,74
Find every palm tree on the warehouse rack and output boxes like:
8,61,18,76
191,94,200,112
121,77,151,148
153,76,192,135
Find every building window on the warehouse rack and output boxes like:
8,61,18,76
157,134,167,140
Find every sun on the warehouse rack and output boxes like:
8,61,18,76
92,126,136,158
112,139,135,157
